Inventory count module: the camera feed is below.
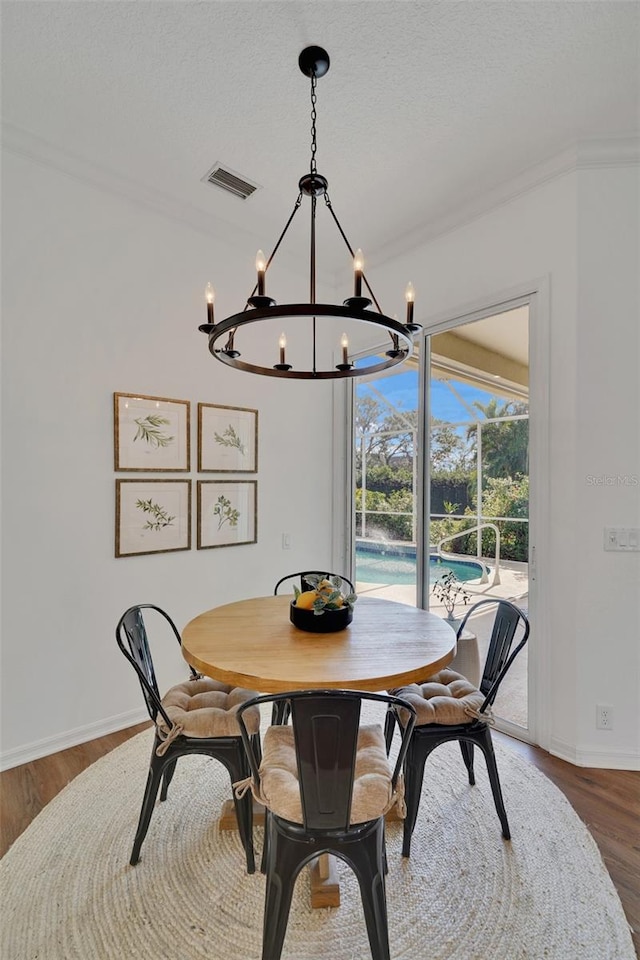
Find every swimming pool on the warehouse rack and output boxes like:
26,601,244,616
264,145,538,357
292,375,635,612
355,548,486,585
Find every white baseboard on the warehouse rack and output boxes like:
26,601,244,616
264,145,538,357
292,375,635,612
550,736,640,771
0,708,149,772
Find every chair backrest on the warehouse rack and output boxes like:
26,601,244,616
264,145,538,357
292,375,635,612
116,604,192,728
237,689,415,832
457,599,530,709
274,571,355,596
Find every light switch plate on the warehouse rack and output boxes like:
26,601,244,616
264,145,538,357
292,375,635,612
604,527,640,551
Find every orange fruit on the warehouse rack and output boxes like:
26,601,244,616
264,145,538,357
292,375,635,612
295,590,319,610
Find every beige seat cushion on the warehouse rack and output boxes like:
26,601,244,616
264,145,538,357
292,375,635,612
394,669,486,726
158,678,260,738
257,723,395,825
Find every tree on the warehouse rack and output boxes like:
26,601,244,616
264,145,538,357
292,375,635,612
354,395,386,469
467,399,529,478
430,418,474,470
376,409,418,466
355,396,418,469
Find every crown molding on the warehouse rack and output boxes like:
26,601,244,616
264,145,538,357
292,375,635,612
362,136,640,276
4,122,637,283
575,136,640,168
0,120,270,257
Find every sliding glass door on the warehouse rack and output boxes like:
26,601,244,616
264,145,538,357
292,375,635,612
351,302,532,738
428,305,530,733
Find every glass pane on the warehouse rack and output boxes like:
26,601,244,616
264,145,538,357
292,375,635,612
429,307,530,733
354,369,418,605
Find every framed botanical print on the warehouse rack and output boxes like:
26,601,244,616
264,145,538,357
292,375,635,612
198,403,258,473
197,480,257,549
116,479,191,557
114,393,190,471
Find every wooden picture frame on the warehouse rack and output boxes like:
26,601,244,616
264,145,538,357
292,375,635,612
116,479,191,557
197,480,257,549
198,403,258,473
114,393,190,471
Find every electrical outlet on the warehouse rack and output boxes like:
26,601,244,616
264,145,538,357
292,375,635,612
596,704,613,730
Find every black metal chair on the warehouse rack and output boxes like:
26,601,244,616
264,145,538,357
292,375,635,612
274,570,355,595
235,689,416,960
389,599,529,856
116,604,260,872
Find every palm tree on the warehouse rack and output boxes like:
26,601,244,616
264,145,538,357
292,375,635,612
467,399,529,478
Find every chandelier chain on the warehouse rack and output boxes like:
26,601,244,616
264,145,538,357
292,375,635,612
310,73,318,175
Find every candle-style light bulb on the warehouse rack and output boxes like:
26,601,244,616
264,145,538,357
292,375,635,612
405,281,415,325
205,282,215,323
353,248,364,297
278,332,287,365
256,249,266,296
340,332,349,366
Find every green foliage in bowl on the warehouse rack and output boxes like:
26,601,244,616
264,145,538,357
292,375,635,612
293,574,358,616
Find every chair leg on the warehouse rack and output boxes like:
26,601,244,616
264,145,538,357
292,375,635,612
477,728,511,840
351,823,390,960
160,758,178,801
459,740,476,785
382,821,388,876
383,708,396,754
130,746,165,865
260,809,271,875
261,825,305,960
401,740,430,858
226,746,255,874
233,789,255,874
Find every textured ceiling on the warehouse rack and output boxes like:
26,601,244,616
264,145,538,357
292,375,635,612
2,1,639,274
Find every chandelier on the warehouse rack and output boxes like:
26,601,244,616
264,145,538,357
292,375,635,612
199,46,420,380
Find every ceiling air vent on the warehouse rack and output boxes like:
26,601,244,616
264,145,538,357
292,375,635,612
202,163,260,200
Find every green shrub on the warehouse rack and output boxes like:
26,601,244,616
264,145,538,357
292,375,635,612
355,488,414,541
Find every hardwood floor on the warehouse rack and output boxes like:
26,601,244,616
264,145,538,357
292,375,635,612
1,726,638,956
0,721,151,859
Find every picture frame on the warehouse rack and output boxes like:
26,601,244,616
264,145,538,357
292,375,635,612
198,403,258,473
197,480,257,549
116,479,191,557
114,393,190,471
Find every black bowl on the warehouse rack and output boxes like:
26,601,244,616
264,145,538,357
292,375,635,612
290,601,353,633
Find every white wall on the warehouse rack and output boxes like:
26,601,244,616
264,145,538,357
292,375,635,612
2,146,638,771
0,151,336,766
574,165,640,760
335,157,639,767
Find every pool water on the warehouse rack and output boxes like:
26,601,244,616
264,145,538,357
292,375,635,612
356,550,485,585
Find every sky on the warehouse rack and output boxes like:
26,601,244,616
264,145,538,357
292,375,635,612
357,367,499,424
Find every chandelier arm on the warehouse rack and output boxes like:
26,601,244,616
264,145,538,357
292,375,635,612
323,193,387,320
243,194,304,310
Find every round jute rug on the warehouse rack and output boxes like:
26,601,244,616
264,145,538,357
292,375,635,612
1,719,634,960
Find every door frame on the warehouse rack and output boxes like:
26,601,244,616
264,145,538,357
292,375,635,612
415,278,550,749
336,276,550,749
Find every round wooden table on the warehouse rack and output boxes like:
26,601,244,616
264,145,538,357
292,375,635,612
182,594,457,693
